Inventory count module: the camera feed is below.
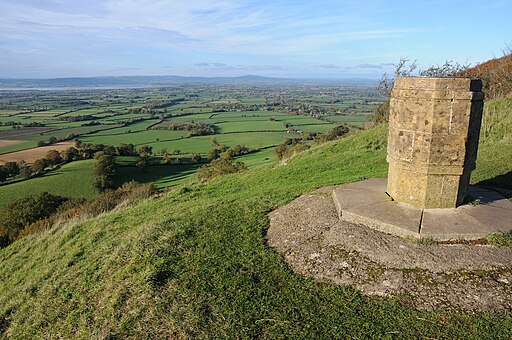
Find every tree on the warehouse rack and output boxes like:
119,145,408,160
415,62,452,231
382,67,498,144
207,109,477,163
117,143,137,156
191,153,202,163
371,58,417,123
0,167,8,183
48,136,58,144
45,149,62,165
18,161,32,179
93,154,117,192
163,152,172,164
196,157,247,181
62,147,79,162
208,148,222,161
0,192,68,247
137,145,153,158
136,158,149,170
103,145,117,156
3,162,19,177
31,158,49,175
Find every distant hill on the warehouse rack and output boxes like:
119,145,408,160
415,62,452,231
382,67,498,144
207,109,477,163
465,52,512,99
0,75,377,89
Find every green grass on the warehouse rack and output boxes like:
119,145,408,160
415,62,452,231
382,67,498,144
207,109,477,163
215,120,285,133
322,114,372,127
0,160,96,208
481,97,512,144
115,163,201,189
236,148,277,168
81,129,188,147
289,123,337,133
0,140,36,155
1,123,511,338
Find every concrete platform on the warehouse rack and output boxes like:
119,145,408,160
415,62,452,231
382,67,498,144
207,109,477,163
332,178,512,241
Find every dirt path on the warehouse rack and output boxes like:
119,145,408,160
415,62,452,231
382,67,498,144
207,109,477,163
0,141,75,164
268,186,512,312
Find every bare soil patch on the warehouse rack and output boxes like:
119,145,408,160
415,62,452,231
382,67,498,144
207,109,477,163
268,186,512,312
0,141,75,164
0,139,24,148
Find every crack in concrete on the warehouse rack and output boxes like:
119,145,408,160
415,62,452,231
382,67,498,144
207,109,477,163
418,209,425,234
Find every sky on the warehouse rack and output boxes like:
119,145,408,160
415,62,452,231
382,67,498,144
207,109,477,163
0,0,511,79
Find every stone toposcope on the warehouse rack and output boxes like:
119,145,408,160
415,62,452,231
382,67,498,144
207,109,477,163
331,77,512,240
387,77,484,208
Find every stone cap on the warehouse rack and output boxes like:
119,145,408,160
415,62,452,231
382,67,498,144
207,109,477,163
394,77,483,92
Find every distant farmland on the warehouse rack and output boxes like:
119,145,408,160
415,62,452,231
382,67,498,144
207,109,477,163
0,83,379,207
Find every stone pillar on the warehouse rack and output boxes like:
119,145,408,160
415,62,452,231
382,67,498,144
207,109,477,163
386,77,484,209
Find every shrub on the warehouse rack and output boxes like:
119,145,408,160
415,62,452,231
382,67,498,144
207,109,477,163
274,142,310,161
16,183,156,242
315,125,350,143
196,157,247,181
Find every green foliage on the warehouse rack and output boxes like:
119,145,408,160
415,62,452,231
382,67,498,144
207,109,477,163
191,153,202,163
274,142,310,161
196,157,247,181
117,143,138,156
45,149,62,165
153,121,216,136
2,162,19,177
137,145,153,158
93,154,117,192
0,192,68,247
315,125,350,143
31,158,49,175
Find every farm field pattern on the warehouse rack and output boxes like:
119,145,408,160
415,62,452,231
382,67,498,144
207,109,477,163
0,83,379,204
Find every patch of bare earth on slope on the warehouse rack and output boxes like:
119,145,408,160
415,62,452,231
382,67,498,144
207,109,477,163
267,186,512,312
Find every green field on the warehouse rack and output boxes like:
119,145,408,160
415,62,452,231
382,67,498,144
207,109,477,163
116,163,202,189
0,85,377,208
0,160,96,208
1,121,511,337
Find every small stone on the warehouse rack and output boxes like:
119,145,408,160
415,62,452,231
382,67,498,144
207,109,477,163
309,253,320,260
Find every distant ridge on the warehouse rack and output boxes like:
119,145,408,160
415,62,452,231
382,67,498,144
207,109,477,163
0,75,377,89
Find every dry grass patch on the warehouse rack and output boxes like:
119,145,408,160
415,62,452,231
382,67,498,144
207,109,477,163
0,140,24,148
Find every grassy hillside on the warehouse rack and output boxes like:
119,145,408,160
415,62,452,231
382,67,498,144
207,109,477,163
0,117,511,337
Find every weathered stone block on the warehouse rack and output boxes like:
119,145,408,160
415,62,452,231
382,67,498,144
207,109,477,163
387,77,484,208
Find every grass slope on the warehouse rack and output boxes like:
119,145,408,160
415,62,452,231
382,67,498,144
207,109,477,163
0,124,511,338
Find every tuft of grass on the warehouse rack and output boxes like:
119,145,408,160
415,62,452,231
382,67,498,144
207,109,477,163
0,123,511,338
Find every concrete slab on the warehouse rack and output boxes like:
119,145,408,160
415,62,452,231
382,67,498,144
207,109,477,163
332,178,512,241
268,187,512,312
333,188,421,238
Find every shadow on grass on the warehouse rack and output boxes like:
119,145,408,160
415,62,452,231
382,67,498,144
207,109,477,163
114,163,201,188
474,170,512,199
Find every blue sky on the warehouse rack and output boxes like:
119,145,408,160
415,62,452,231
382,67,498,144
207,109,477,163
0,0,510,78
